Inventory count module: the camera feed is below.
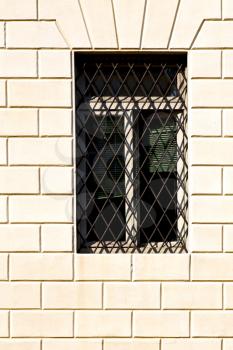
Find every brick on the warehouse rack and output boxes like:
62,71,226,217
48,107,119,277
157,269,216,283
0,0,36,19
104,282,160,309
133,311,189,337
190,109,221,137
223,0,233,18
133,254,189,281
0,23,4,48
0,139,7,165
0,312,9,336
0,224,39,252
223,110,233,136
170,0,220,48
39,50,71,77
0,51,37,77
192,311,233,336
9,196,72,223
192,254,233,280
189,225,222,252
142,0,178,48
224,283,233,309
0,254,8,280
223,51,233,77
224,168,233,194
81,0,117,48
112,0,144,48
11,311,73,337
39,109,72,136
190,167,222,194
75,254,131,281
162,282,222,309
10,253,73,281
75,311,131,337
0,81,6,106
104,339,160,350
190,50,221,78
0,167,39,194
8,80,71,107
192,196,233,223
0,109,38,136
41,167,73,194
224,225,233,252
0,340,40,350
224,340,233,350
191,139,233,165
43,282,102,309
41,224,73,252
192,80,233,107
0,197,7,223
162,339,221,350
9,138,72,165
43,339,102,350
0,283,40,309
194,21,233,48
6,22,67,48
39,0,90,48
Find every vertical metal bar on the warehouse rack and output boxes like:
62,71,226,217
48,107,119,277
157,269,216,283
76,106,88,248
124,108,138,245
176,70,188,246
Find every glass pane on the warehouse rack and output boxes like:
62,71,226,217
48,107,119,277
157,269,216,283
85,113,126,243
137,111,178,243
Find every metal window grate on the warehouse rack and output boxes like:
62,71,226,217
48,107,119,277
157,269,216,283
75,53,188,253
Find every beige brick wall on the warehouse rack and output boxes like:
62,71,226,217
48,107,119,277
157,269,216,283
0,0,233,349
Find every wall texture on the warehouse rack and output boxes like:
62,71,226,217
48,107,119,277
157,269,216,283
0,0,233,349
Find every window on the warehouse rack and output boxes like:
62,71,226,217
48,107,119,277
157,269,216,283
75,53,188,253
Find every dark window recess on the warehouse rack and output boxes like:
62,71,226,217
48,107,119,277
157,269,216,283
75,53,188,253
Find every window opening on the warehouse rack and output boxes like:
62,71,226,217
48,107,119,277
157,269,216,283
75,53,188,253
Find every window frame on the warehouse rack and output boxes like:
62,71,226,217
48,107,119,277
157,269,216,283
75,53,188,253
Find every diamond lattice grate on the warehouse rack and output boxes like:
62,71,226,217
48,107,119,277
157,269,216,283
75,53,188,253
